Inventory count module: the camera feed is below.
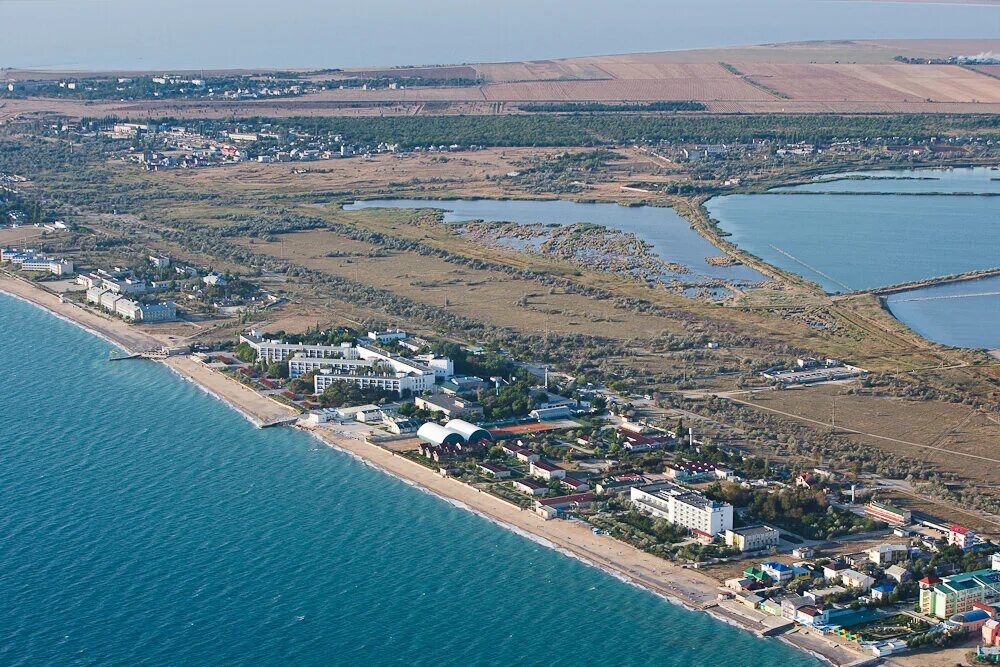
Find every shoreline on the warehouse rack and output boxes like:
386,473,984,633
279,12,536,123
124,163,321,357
0,274,870,667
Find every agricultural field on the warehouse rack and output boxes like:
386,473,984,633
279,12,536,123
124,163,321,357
481,76,774,102
737,63,1000,103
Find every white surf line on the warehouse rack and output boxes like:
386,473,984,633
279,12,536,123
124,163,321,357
892,290,1000,303
768,244,852,292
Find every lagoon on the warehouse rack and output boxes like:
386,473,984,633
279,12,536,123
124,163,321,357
345,198,767,287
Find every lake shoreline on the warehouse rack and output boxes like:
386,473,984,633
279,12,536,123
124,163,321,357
0,274,869,667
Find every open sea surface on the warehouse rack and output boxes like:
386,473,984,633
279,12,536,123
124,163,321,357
0,0,998,70
0,293,821,666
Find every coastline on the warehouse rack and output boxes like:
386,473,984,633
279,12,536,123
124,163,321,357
0,274,869,667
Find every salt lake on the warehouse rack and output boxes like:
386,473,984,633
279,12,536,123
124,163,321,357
707,167,1000,348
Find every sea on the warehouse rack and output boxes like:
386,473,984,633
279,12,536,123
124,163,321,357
0,292,821,666
0,0,998,70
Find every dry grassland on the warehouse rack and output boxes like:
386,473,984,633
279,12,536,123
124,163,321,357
742,384,1000,488
232,228,694,340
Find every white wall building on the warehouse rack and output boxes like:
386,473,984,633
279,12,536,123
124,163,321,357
314,369,431,396
630,482,733,537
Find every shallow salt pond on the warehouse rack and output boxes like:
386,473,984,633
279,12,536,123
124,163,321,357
707,167,1000,348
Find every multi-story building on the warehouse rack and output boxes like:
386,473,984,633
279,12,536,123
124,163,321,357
725,525,780,552
920,569,1000,619
867,543,909,566
241,331,353,362
948,525,976,549
313,368,431,396
630,482,733,537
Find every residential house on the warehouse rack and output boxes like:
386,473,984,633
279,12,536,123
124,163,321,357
840,569,876,592
501,442,539,464
885,564,911,584
762,561,794,585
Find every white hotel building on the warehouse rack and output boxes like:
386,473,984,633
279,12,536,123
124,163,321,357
241,331,446,397
630,482,734,537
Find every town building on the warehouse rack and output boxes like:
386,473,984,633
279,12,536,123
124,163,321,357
440,376,488,396
840,569,876,592
478,462,511,479
867,544,909,566
561,477,590,493
1,249,74,275
725,525,780,552
114,299,177,322
501,442,539,463
865,500,911,526
823,562,848,581
529,405,573,421
984,618,1000,647
885,564,911,584
948,525,976,549
529,460,566,481
780,595,812,621
535,493,595,520
414,394,484,420
243,333,444,398
203,272,228,286
366,329,408,344
805,586,847,604
629,481,734,537
513,478,548,496
920,569,1000,619
762,561,794,584
664,460,720,482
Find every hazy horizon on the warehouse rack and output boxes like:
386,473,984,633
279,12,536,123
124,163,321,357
1,0,999,71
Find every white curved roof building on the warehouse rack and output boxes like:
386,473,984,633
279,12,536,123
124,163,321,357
417,422,464,446
444,419,493,443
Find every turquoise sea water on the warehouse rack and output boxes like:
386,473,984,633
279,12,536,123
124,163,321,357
0,293,820,666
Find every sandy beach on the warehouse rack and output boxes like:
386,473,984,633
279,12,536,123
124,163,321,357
0,273,872,666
